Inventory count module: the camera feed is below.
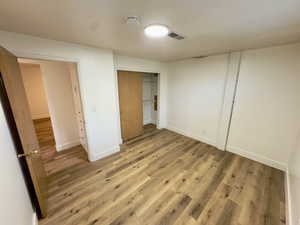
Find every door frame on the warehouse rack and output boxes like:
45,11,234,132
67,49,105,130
115,70,161,143
0,50,89,218
68,62,89,152
17,56,90,156
0,72,42,218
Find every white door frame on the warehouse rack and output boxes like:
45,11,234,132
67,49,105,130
14,51,90,154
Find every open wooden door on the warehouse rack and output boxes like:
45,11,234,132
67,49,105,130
0,47,47,217
118,70,143,141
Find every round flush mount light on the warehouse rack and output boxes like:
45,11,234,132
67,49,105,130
144,24,169,38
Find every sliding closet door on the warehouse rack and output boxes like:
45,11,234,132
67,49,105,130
118,71,143,141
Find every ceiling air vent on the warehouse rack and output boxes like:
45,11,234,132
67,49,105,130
168,32,185,40
125,16,140,25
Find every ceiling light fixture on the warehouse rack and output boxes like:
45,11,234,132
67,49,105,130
144,24,169,38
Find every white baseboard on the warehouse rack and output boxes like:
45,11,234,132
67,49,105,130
56,139,81,151
166,124,287,171
89,145,120,162
227,145,287,171
32,212,38,225
143,119,152,125
166,124,218,148
285,168,293,225
143,119,156,125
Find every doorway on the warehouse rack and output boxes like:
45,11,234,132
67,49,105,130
18,58,89,175
117,70,159,142
0,46,91,219
0,47,47,217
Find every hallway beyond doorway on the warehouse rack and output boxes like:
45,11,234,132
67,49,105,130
33,118,88,175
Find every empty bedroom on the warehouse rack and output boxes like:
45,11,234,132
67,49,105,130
0,0,299,225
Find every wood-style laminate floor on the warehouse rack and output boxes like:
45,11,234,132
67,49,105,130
40,128,286,225
120,123,158,151
33,118,88,175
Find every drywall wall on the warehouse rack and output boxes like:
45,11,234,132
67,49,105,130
19,63,50,120
227,43,300,170
0,30,120,161
0,101,34,225
288,138,300,225
166,43,300,171
114,55,168,131
143,74,157,125
166,54,230,147
39,60,80,151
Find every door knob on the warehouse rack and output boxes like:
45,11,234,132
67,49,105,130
17,149,39,158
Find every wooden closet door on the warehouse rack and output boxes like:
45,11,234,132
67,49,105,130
117,71,143,141
0,46,47,217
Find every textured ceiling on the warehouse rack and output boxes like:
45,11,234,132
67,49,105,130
1,0,300,61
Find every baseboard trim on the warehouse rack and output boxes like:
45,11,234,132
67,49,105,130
56,139,81,151
285,169,293,225
32,212,38,225
227,145,287,171
166,125,218,148
143,119,152,125
89,145,120,162
166,125,287,171
144,119,157,125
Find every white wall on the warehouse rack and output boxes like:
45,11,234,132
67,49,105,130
20,63,50,120
0,30,120,161
165,43,300,171
227,43,300,170
0,102,34,225
39,60,80,151
166,54,230,147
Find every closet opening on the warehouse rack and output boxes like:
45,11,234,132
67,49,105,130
117,70,159,144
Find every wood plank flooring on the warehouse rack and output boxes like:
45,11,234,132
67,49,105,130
120,123,158,151
33,118,88,175
40,128,286,225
